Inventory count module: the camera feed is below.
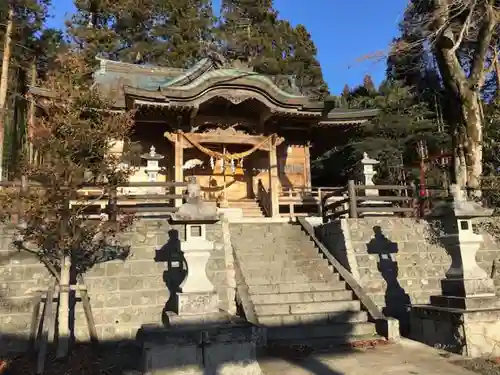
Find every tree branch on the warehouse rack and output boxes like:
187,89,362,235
469,2,497,90
449,0,477,55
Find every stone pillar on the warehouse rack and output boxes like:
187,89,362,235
174,133,184,207
268,135,280,217
361,152,379,196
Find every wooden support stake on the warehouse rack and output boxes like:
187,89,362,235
36,282,56,375
347,180,358,218
28,292,43,353
77,274,98,344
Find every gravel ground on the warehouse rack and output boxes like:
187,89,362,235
455,358,500,375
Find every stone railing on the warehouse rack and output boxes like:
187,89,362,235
298,217,400,340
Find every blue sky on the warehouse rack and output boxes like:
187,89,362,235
46,0,406,94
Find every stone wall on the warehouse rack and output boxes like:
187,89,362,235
0,220,230,353
316,217,500,330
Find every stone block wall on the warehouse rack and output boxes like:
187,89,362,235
316,217,500,325
0,220,229,353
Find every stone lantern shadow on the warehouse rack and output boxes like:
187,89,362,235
154,229,187,317
366,226,411,335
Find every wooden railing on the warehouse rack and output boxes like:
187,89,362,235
322,180,450,222
0,180,189,218
279,186,346,218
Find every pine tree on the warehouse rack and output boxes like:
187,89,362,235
363,74,376,93
0,0,62,177
150,0,215,68
342,84,350,97
218,1,328,98
287,24,328,100
67,0,153,64
218,0,281,73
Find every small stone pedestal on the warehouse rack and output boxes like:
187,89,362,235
138,178,264,375
410,185,500,357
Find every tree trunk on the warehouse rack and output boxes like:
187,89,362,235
56,255,71,358
0,6,14,181
462,92,483,197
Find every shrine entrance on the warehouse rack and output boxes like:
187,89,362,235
165,129,282,217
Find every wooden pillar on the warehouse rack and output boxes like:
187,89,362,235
268,135,280,217
174,133,184,207
304,142,312,189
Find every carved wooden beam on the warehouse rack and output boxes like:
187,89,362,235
164,130,284,151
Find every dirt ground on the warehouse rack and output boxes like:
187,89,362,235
1,343,142,375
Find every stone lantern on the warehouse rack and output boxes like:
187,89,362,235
361,152,379,196
410,184,500,357
138,177,264,375
141,146,164,194
359,153,391,216
429,184,495,300
167,176,220,321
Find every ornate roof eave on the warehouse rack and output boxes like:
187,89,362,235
317,109,380,126
95,57,186,78
125,83,320,114
133,67,314,106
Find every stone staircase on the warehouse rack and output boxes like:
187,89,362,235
230,222,379,346
228,199,265,218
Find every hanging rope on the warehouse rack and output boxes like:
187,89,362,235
181,131,273,161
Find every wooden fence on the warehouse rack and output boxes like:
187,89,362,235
0,181,189,218
321,180,450,222
279,186,346,218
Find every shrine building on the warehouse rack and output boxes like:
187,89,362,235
31,54,378,218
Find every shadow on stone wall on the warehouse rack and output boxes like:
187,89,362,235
314,221,353,274
154,229,186,323
367,226,411,336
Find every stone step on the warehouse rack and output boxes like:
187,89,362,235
244,272,339,285
251,290,353,305
235,246,319,259
234,239,316,250
266,332,382,347
357,266,446,280
266,321,376,341
258,310,368,326
241,258,331,271
229,224,305,236
254,300,360,316
241,267,336,282
248,281,347,295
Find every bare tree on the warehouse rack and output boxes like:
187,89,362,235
397,0,499,195
0,52,137,358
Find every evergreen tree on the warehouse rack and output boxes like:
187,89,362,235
218,0,281,73
218,1,328,98
0,0,63,176
342,84,350,97
286,24,328,100
363,74,376,93
313,80,450,186
150,0,215,68
67,0,153,64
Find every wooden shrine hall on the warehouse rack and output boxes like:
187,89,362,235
30,54,378,218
